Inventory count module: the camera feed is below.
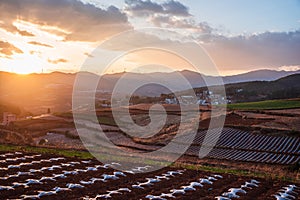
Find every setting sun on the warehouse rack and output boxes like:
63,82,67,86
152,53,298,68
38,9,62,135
5,53,45,74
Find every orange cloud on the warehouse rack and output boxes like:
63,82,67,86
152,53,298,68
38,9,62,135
28,41,53,48
47,58,68,64
0,41,23,58
0,23,34,37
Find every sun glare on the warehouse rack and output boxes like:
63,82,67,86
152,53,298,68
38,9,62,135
11,54,45,74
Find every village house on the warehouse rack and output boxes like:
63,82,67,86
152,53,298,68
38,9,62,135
2,112,17,126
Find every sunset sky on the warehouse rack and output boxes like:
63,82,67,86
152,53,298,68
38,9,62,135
0,0,299,75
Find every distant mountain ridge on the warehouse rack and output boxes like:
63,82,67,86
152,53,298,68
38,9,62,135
0,69,300,113
99,69,300,95
223,69,300,83
223,73,300,102
0,69,300,87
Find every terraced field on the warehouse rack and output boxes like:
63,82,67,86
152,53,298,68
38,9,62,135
0,151,298,199
186,128,300,165
104,127,300,165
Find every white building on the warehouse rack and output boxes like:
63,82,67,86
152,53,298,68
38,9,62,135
179,96,197,105
165,98,178,104
197,99,208,105
2,112,17,126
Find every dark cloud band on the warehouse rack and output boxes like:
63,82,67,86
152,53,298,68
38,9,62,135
125,0,191,17
0,0,131,42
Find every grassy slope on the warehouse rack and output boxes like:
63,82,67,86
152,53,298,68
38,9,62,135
0,144,93,159
227,99,300,110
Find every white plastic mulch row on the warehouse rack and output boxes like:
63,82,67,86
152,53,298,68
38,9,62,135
145,174,223,200
215,179,260,200
272,184,299,200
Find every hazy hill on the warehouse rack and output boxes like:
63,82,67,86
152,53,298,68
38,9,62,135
202,74,300,103
0,102,21,120
0,72,74,114
98,69,300,96
0,69,300,114
223,69,300,83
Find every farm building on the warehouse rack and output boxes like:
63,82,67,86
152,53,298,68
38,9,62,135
2,112,17,126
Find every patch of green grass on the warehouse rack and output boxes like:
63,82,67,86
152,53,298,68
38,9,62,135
0,144,93,159
0,144,169,166
173,163,299,183
174,163,264,177
227,99,300,110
